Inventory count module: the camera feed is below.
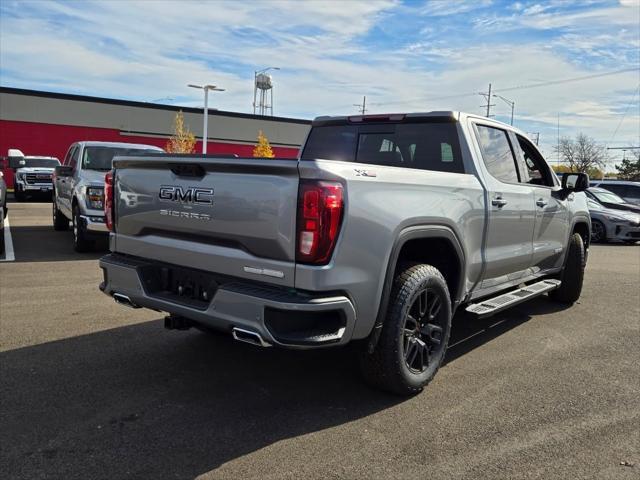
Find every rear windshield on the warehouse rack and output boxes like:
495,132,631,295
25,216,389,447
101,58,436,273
24,158,60,168
82,147,159,171
301,122,464,173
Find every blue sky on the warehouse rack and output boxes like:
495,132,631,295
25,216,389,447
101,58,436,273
1,0,638,166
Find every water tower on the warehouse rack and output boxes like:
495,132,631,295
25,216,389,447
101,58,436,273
253,67,278,116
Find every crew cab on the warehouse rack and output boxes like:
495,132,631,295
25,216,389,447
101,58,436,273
98,112,591,395
52,141,163,252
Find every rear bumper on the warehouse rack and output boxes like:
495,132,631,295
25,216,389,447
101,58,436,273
99,253,357,349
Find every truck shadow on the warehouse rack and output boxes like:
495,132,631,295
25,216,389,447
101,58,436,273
1,296,564,479
8,225,107,262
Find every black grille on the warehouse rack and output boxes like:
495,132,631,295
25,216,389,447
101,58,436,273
25,173,52,184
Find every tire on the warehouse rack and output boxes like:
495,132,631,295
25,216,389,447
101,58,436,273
590,220,606,243
72,204,93,252
0,214,4,256
359,264,452,396
549,233,585,304
52,197,69,231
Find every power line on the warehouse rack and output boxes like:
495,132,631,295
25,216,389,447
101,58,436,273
364,67,638,109
493,68,638,93
606,84,640,147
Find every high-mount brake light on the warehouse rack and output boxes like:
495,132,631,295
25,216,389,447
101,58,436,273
348,114,406,123
296,181,344,264
104,170,115,232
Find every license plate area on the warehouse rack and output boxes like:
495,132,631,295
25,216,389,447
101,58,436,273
138,263,219,310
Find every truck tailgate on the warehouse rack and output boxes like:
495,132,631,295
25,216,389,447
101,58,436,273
112,156,299,287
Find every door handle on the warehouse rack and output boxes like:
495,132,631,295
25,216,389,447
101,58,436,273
492,196,507,208
536,198,548,207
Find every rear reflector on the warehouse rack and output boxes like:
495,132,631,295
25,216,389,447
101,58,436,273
104,170,114,232
296,181,344,265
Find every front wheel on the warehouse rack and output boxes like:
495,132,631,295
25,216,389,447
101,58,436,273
549,233,585,304
72,205,93,252
590,220,606,243
52,197,69,231
359,264,452,396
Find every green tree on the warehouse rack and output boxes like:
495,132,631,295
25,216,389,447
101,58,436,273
166,111,196,154
253,130,275,158
615,150,640,180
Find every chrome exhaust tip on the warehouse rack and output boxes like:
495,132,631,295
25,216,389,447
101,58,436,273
113,293,141,309
232,327,272,348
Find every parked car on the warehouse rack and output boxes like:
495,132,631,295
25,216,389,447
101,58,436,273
0,169,6,255
587,198,640,243
99,112,591,396
585,187,640,214
589,180,640,206
7,149,60,201
52,141,163,252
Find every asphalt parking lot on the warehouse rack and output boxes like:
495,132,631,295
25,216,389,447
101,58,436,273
1,201,638,480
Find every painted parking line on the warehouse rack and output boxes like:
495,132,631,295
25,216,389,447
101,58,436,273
1,216,15,262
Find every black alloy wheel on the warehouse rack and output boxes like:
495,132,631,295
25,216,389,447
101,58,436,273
403,288,445,373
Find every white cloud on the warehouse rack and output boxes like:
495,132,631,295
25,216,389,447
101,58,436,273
0,0,638,166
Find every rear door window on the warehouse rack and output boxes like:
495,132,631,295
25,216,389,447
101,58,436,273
475,125,519,183
302,122,465,173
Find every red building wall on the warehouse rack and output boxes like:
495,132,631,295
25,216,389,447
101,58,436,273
0,119,300,189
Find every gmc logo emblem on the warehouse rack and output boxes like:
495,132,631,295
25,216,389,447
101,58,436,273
159,185,214,205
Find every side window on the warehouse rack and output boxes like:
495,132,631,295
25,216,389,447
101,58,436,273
475,125,519,183
515,134,555,187
603,184,627,197
63,146,75,166
625,185,640,201
69,147,79,171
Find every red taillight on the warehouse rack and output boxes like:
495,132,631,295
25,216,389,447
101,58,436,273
296,181,344,264
104,170,114,232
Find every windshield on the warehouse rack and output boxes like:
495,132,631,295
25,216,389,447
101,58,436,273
24,158,60,168
591,189,626,204
82,147,159,170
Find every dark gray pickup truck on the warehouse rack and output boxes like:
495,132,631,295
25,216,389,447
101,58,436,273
99,112,591,395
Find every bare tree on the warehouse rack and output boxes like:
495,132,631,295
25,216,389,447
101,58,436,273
554,133,607,173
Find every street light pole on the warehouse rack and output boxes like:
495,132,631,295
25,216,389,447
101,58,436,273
253,67,280,115
493,94,515,125
188,83,225,154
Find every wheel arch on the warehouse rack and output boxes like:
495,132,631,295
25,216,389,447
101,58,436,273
367,225,466,352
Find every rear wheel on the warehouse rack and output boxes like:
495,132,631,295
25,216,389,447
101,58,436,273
52,197,69,231
359,264,452,396
72,204,93,252
590,220,606,243
549,233,585,304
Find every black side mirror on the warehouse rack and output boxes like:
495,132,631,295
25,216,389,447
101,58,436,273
8,156,25,169
55,165,74,177
562,172,589,192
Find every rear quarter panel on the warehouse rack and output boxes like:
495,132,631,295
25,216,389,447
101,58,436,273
296,159,485,339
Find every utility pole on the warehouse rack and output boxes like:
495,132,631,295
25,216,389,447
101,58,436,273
478,83,495,117
528,132,540,145
557,113,560,164
353,96,367,115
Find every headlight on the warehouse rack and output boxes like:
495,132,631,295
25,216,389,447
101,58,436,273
16,172,25,181
604,214,627,224
86,186,104,210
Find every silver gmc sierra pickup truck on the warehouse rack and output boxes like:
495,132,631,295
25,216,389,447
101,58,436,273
99,112,591,395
